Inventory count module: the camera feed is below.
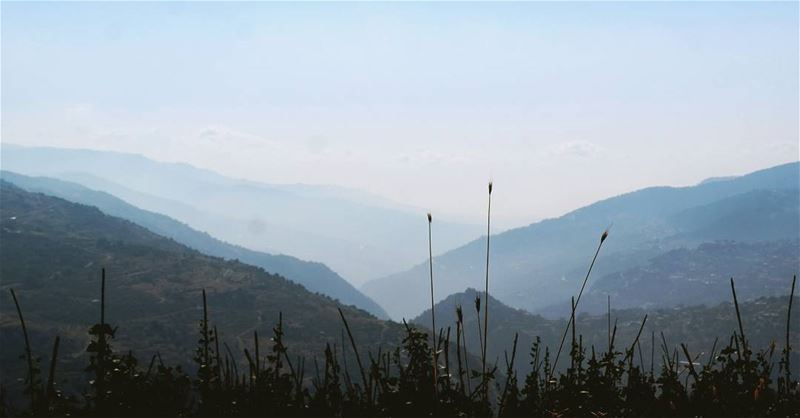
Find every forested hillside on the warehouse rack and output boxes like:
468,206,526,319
0,171,389,318
0,182,402,395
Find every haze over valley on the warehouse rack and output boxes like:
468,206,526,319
1,143,482,284
3,143,797,323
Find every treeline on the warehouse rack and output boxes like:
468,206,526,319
2,270,799,417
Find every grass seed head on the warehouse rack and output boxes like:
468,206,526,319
427,212,432,223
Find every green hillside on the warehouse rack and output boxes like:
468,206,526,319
0,182,402,392
0,171,389,319
575,240,800,314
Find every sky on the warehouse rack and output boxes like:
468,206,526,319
2,1,798,229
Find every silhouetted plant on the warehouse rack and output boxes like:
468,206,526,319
4,267,799,417
9,288,40,416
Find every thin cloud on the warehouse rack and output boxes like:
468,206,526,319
196,126,281,150
398,148,474,165
548,140,605,159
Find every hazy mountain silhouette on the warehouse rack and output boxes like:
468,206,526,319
364,162,800,320
0,181,403,388
0,171,389,318
1,143,482,283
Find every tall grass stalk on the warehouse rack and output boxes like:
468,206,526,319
214,325,222,388
46,335,60,404
224,342,239,383
427,212,437,396
550,228,608,380
784,274,796,389
730,277,749,361
455,305,466,394
481,181,492,398
337,307,371,404
497,332,518,417
97,268,107,408
624,314,648,363
202,289,210,373
607,295,611,352
475,295,484,367
9,288,36,414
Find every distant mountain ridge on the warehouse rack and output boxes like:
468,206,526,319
0,143,482,283
364,162,800,319
0,171,389,319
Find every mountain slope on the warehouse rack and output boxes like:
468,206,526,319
412,287,799,376
364,162,800,319
1,143,482,282
0,182,403,388
0,171,389,319
667,188,800,242
576,239,800,314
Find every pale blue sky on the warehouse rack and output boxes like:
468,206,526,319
2,1,798,228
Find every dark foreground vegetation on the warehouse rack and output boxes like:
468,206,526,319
2,270,798,418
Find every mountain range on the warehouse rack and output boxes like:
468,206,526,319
363,162,800,319
0,143,482,283
0,170,389,319
3,143,798,329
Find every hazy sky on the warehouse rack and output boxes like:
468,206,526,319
2,2,798,229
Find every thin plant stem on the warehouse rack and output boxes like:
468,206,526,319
550,229,608,380
607,295,611,353
785,274,796,387
97,268,106,408
730,278,748,359
427,213,438,396
46,335,60,403
338,308,371,404
10,288,36,414
481,182,492,399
